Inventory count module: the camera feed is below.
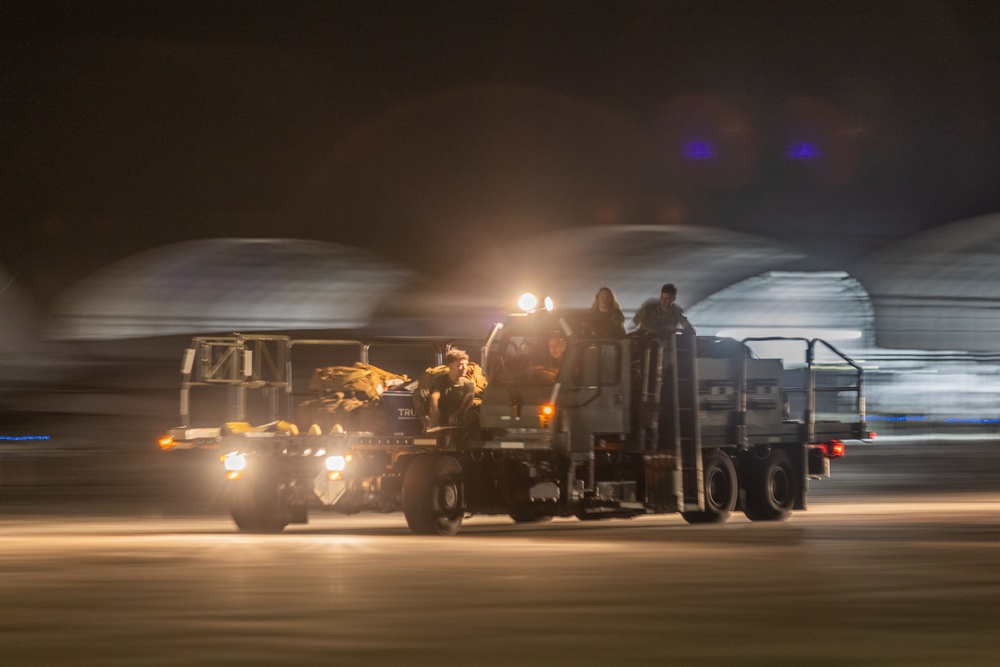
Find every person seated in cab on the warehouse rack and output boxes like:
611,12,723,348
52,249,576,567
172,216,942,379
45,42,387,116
532,335,566,383
428,348,476,429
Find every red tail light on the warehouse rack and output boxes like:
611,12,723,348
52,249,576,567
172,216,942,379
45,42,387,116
811,440,845,458
825,440,845,458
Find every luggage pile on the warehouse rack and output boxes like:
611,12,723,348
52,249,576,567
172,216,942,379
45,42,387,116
296,363,409,433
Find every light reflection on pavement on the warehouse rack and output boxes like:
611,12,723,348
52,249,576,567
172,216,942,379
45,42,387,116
1,494,998,667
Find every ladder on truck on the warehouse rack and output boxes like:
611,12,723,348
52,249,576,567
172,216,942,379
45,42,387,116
661,333,705,511
638,332,704,512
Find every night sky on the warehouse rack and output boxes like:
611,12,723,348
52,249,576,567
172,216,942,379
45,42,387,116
3,0,1000,306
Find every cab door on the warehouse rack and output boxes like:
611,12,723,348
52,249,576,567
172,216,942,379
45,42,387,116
560,339,629,451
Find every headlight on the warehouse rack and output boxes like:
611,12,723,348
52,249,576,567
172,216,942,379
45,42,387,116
325,455,346,472
223,452,247,472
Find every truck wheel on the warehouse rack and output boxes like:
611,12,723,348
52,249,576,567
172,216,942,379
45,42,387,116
402,456,463,535
743,449,795,522
681,450,738,524
230,476,290,533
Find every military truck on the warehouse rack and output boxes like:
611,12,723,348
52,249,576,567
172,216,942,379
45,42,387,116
160,309,871,535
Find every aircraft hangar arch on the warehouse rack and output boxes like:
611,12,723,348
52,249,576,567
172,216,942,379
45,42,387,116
852,212,1000,352
46,238,416,340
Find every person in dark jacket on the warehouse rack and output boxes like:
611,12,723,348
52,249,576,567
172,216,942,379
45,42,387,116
632,283,695,336
590,286,626,333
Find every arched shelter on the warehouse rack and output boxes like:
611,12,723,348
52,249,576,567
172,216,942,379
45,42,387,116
47,239,415,340
852,213,1000,352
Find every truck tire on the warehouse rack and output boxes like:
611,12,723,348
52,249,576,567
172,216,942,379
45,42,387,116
743,448,795,522
681,450,738,524
402,455,463,535
230,475,291,533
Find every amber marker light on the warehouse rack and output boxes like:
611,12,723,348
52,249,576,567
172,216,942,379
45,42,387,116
158,436,174,450
539,404,555,427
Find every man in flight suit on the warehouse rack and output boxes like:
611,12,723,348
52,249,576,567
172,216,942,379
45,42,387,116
428,348,476,428
632,283,696,336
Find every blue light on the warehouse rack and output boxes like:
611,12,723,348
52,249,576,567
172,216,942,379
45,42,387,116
787,142,820,159
683,140,716,160
865,415,1000,424
0,435,51,441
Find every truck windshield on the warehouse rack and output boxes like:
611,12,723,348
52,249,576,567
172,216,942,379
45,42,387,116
489,333,565,386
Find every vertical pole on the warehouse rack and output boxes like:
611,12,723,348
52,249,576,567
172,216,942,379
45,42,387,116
805,340,816,443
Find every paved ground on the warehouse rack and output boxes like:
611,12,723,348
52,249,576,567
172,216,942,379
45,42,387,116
1,498,997,667
0,432,997,666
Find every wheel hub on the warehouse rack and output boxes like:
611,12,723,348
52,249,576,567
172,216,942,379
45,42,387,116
707,469,727,507
769,468,790,505
440,483,458,511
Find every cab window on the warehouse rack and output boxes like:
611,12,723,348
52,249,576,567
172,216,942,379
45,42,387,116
572,343,620,386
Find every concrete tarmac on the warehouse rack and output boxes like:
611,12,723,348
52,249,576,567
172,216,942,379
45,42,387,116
0,434,997,666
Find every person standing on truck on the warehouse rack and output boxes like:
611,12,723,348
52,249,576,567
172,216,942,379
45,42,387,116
590,286,626,333
631,283,696,336
428,348,476,428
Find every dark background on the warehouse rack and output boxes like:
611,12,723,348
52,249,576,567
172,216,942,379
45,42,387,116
4,0,1000,307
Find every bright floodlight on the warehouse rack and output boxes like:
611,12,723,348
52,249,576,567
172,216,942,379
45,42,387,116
518,293,538,312
223,452,247,472
544,296,554,311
